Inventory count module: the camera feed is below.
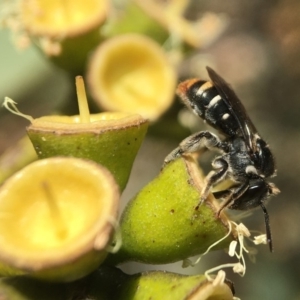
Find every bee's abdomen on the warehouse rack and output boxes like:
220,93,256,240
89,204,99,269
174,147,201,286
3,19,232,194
177,79,241,137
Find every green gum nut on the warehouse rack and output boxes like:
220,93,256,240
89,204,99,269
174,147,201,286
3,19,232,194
26,113,148,191
88,266,235,300
109,155,233,265
0,266,234,300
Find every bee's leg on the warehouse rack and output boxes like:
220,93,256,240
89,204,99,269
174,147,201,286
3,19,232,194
196,157,229,209
217,180,250,216
163,131,227,167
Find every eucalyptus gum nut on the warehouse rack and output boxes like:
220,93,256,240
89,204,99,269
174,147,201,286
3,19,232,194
0,157,119,282
26,113,148,191
111,156,232,264
0,267,234,300
32,248,106,282
88,266,234,300
20,0,109,74
118,272,234,300
0,249,105,282
86,34,177,121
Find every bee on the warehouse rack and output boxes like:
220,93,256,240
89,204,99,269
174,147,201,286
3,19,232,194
164,67,280,252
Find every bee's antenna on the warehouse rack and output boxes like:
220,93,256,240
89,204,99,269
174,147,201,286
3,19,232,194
260,203,273,252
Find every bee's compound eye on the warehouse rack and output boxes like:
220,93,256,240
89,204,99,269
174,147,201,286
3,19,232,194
255,138,275,177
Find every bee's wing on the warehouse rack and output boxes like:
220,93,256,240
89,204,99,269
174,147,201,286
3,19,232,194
206,66,257,150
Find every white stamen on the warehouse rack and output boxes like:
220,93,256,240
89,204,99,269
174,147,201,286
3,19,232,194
233,262,245,274
229,240,238,257
253,234,267,245
236,223,251,237
212,270,226,286
182,221,233,268
3,97,33,122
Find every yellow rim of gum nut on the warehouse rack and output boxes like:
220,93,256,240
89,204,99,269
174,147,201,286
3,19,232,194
87,34,177,121
3,76,149,192
20,0,109,37
0,157,119,280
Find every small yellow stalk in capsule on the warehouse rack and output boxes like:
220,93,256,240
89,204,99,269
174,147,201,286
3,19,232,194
76,76,90,124
3,75,148,191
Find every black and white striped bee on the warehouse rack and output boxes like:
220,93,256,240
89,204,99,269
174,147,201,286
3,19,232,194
164,67,280,252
